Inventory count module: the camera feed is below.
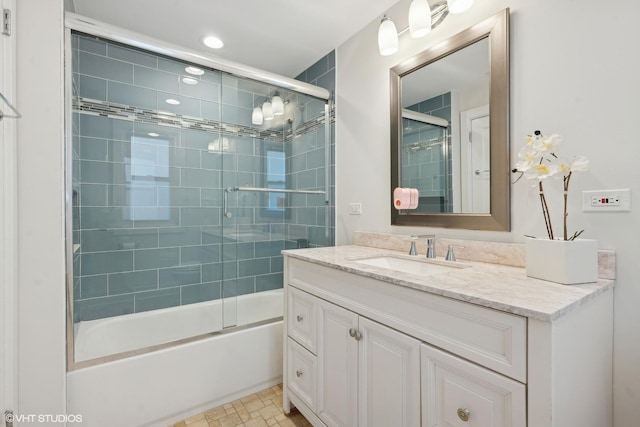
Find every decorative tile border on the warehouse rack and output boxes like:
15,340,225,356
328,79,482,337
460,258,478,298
74,97,334,144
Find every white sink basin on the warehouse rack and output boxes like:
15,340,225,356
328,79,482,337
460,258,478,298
354,255,463,276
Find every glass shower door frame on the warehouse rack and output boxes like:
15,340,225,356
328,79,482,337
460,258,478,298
63,15,333,370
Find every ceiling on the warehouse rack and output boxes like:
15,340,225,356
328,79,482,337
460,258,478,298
69,0,402,78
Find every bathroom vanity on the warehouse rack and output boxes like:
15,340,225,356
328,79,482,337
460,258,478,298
282,243,614,427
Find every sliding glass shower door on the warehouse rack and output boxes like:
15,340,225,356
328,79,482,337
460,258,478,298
68,31,332,365
219,75,330,328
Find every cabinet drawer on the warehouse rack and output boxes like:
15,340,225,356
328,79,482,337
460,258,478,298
421,344,526,427
288,258,527,382
287,338,317,412
288,286,317,354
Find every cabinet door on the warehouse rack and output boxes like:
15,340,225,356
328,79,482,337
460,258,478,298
317,299,359,427
359,317,421,427
422,344,526,427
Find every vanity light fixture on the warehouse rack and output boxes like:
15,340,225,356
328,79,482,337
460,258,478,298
378,0,470,56
262,101,274,121
252,95,289,126
271,95,284,116
447,0,474,14
252,107,264,125
378,16,399,56
409,0,432,38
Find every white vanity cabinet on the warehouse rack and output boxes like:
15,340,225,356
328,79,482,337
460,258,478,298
316,300,421,427
287,286,420,427
283,255,614,427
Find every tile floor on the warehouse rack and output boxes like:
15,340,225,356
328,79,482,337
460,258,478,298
171,384,312,427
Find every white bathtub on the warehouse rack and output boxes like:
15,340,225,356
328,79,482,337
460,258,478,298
74,289,283,362
67,289,284,427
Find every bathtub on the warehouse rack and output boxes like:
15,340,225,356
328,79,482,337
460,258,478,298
74,289,284,362
67,289,284,427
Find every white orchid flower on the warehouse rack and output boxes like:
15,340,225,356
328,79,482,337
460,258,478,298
525,162,559,183
514,145,540,172
553,155,589,177
568,155,589,172
533,133,562,154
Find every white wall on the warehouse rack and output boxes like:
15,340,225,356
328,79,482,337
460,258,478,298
335,0,640,426
15,0,67,418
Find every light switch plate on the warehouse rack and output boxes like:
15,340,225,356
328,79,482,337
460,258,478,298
348,203,362,215
582,189,631,212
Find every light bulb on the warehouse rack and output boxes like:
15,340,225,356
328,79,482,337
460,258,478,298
271,96,284,116
409,0,431,38
252,107,263,125
262,102,274,121
447,0,474,14
377,17,398,56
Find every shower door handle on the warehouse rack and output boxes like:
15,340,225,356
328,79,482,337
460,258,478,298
474,169,490,175
223,187,233,218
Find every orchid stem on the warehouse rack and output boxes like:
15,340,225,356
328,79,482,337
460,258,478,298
539,181,554,240
563,172,572,241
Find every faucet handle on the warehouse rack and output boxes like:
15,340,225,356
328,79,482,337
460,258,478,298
408,240,417,256
410,234,436,258
445,245,464,262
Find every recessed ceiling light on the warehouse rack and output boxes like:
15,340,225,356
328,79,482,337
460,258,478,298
166,98,181,105
202,35,224,49
182,77,198,85
147,132,160,137
185,66,204,76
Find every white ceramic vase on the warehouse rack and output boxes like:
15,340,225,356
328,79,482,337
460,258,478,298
525,237,598,285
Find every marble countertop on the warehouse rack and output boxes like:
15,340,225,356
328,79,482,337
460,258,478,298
282,245,615,322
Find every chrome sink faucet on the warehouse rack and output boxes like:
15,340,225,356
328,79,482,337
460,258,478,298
409,234,436,258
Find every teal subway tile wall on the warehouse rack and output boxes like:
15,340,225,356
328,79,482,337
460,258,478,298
71,33,335,323
403,93,453,213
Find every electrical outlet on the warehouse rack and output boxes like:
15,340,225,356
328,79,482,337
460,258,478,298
582,189,631,212
348,203,362,215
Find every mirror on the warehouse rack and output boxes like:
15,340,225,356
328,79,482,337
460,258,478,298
390,9,510,231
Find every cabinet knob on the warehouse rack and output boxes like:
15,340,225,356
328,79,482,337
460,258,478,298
296,315,303,322
457,408,470,422
296,370,303,378
348,328,362,341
